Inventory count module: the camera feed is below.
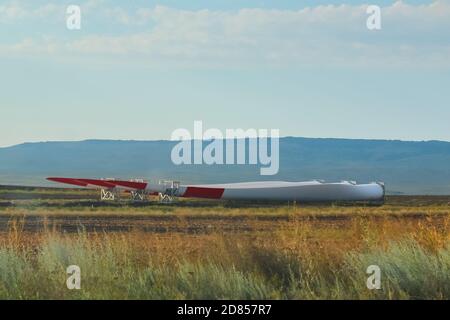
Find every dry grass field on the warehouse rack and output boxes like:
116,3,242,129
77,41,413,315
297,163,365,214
0,186,449,299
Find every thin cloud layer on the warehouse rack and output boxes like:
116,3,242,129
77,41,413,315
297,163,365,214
1,1,449,68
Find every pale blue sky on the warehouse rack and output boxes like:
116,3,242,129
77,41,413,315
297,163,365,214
1,0,449,147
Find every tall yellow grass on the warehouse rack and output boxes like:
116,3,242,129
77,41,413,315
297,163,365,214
0,213,448,299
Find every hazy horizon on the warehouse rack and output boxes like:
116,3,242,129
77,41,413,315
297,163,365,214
3,135,450,149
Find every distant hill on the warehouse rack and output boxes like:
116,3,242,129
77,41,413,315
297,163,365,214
1,138,450,195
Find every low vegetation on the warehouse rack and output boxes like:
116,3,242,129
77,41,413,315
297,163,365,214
0,190,448,300
0,216,448,299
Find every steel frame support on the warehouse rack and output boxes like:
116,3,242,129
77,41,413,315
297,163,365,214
100,188,118,201
158,193,174,203
158,180,180,204
130,190,146,201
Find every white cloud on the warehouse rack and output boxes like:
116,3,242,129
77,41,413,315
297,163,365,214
0,1,62,22
0,0,104,23
1,1,449,68
0,1,28,21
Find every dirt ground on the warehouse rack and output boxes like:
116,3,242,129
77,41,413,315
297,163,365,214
0,186,448,234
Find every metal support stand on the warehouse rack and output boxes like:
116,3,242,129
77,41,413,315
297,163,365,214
158,180,180,204
158,193,174,203
130,190,146,201
100,188,118,201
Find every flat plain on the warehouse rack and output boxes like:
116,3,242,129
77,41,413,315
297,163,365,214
0,186,449,299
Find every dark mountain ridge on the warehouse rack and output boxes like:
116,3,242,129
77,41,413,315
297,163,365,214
1,137,449,194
